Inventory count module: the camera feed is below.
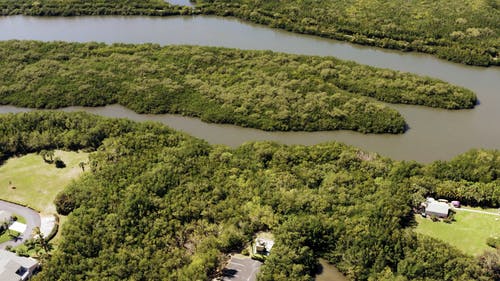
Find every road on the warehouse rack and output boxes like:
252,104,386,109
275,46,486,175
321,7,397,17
453,207,500,216
0,200,41,249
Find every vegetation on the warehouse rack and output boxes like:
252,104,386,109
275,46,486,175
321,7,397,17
0,150,89,213
487,237,500,249
424,149,500,207
198,0,500,66
0,41,478,134
0,0,192,16
415,212,500,256
0,229,20,244
0,111,497,280
1,1,498,66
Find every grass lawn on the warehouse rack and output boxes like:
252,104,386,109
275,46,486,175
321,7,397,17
0,150,89,214
0,230,20,244
13,214,27,224
415,210,500,256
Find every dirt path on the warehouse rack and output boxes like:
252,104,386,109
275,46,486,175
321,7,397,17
453,207,500,216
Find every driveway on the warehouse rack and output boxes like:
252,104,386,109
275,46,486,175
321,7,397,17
0,200,41,249
222,255,262,281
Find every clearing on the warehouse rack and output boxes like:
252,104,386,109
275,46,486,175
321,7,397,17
0,150,89,214
415,209,500,256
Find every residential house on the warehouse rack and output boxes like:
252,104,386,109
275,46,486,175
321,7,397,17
425,200,450,218
0,249,39,281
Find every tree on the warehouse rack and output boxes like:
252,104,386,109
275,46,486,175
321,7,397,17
79,161,86,172
54,157,66,168
27,227,53,261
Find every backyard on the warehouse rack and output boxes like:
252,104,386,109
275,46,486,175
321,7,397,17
0,150,89,214
415,209,500,256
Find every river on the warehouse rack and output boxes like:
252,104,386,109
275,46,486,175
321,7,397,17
0,15,498,162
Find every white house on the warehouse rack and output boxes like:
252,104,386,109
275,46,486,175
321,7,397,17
425,200,450,218
0,250,39,281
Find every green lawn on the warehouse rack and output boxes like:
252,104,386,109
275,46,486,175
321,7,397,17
0,150,89,214
0,230,20,244
415,211,500,256
13,214,26,224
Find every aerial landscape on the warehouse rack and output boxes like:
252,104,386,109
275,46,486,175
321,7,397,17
0,1,498,281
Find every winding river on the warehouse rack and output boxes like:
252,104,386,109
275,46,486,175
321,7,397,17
0,15,498,162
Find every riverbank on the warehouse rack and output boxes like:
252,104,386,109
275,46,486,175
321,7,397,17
1,40,476,134
0,15,498,161
0,0,498,66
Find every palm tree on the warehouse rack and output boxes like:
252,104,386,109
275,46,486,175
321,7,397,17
79,161,86,172
29,227,52,254
46,150,55,163
39,149,48,162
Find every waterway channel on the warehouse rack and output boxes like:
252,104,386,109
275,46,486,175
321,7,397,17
0,15,498,162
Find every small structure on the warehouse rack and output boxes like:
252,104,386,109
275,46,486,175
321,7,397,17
425,199,450,218
451,201,461,208
254,238,274,255
255,239,266,253
0,249,39,281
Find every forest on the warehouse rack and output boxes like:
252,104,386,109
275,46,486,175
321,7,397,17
197,0,500,66
0,0,191,16
0,111,498,280
0,40,477,133
0,0,498,66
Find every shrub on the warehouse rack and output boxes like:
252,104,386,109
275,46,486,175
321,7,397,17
486,237,500,249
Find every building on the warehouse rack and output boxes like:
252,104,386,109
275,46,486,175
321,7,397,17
0,250,39,281
253,238,274,256
425,200,450,218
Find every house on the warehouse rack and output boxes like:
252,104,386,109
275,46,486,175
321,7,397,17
0,250,39,281
425,200,450,218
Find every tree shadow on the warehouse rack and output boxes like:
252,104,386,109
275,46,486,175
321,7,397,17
222,268,238,277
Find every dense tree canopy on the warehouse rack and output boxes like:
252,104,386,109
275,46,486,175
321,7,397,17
198,0,500,66
0,41,477,134
0,111,497,280
0,0,191,16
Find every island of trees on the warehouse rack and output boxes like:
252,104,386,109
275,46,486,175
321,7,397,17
0,111,498,280
0,0,498,66
198,0,499,66
0,40,477,133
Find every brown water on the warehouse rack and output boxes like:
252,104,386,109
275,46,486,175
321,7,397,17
0,16,498,162
315,259,348,281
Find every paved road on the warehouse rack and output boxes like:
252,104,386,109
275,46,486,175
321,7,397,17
223,255,262,281
0,200,41,249
453,207,500,216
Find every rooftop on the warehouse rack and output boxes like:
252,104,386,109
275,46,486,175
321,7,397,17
0,250,38,281
426,201,450,215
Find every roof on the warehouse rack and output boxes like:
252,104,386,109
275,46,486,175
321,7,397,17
0,250,38,281
0,270,21,281
0,258,21,281
426,201,450,215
